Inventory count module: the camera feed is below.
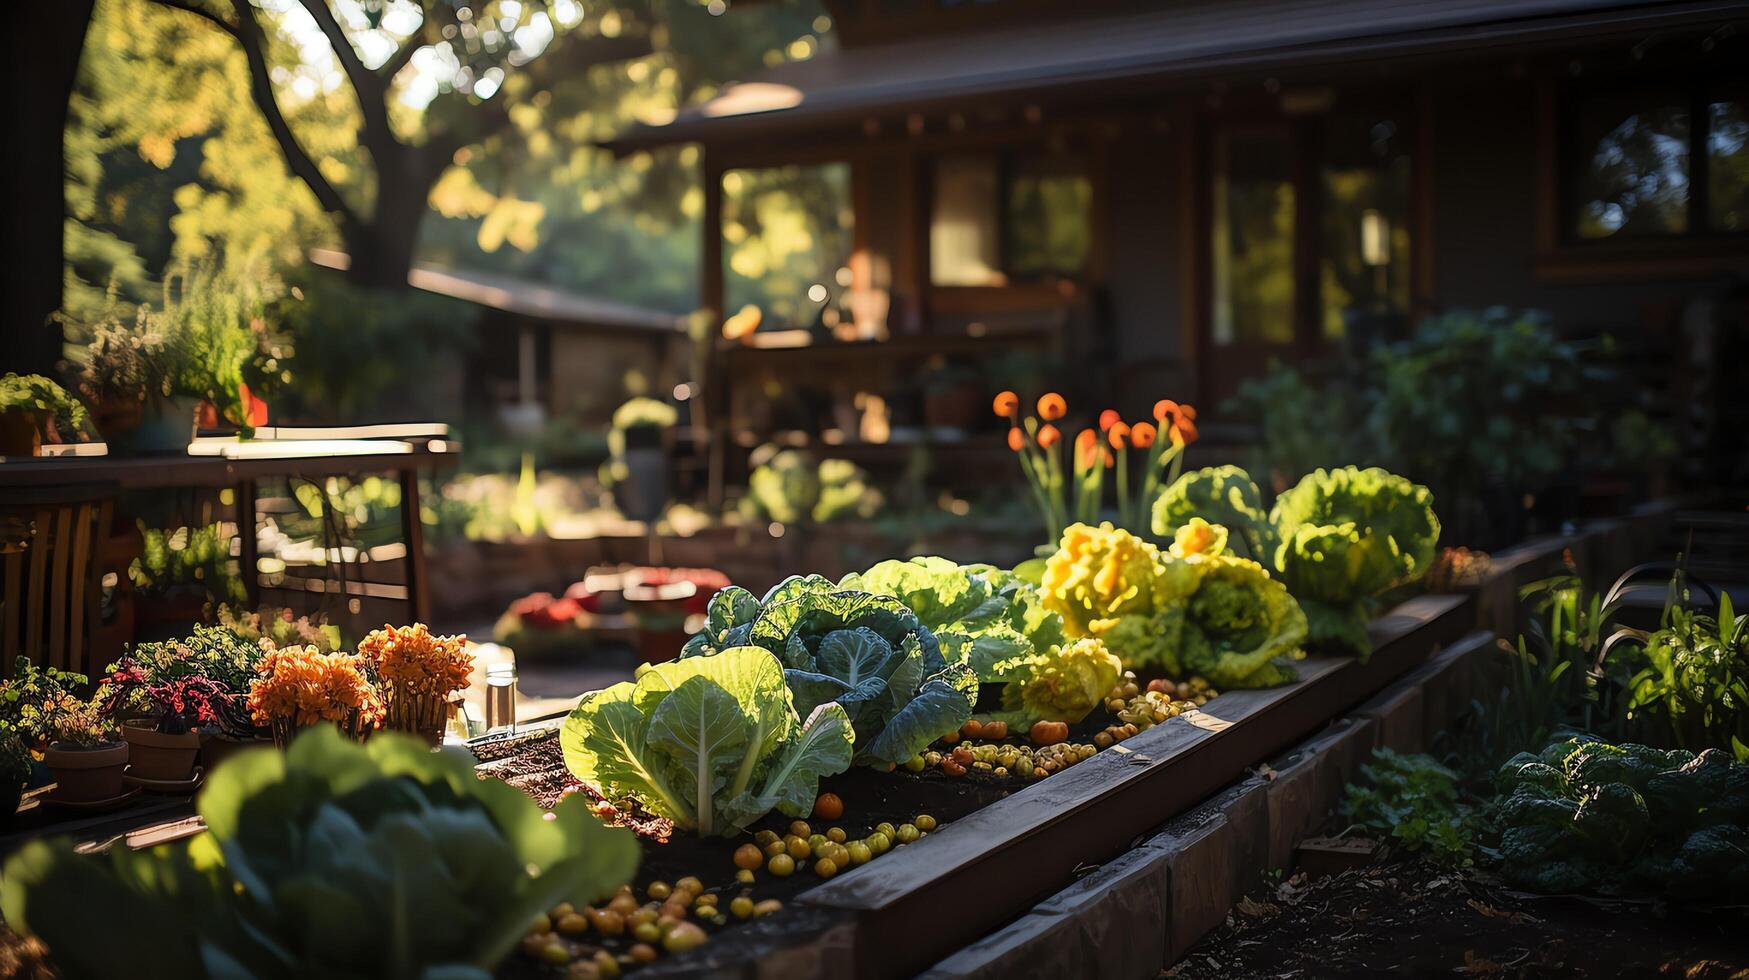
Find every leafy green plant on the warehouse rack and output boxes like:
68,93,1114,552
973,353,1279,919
1153,465,1440,659
2,725,639,979
741,448,882,525
0,659,92,748
99,626,268,735
1039,521,1305,689
1615,590,1748,760
1342,748,1477,866
678,577,976,767
839,557,1119,725
561,645,853,836
0,375,91,443
213,605,342,656
129,523,245,607
1494,736,1748,898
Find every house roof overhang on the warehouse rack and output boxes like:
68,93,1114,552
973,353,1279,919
602,0,1743,154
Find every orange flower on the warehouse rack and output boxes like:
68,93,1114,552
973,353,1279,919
1107,421,1130,449
1130,421,1157,449
1074,429,1100,469
1180,403,1198,422
1102,449,1116,468
359,623,474,698
1037,424,1061,449
1007,428,1028,452
248,646,385,729
993,390,1020,418
1037,392,1067,421
1171,416,1200,446
1153,399,1180,422
1098,409,1120,432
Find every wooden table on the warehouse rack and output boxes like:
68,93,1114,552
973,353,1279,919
0,426,460,622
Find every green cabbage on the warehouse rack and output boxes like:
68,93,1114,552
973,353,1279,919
1270,467,1440,657
562,646,853,836
841,557,1065,680
1153,465,1439,660
678,578,973,768
1,725,640,979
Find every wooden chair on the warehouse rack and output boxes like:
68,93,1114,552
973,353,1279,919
0,484,117,679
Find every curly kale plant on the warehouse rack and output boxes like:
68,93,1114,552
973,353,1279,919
1494,736,1749,898
680,576,975,767
1,726,639,980
1154,465,1439,660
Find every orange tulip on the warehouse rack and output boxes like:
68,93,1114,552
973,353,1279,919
1037,424,1061,449
993,390,1020,418
1007,428,1028,452
1130,421,1157,449
1098,409,1120,432
1180,403,1198,421
1074,429,1099,469
1102,449,1116,469
1171,417,1200,446
1037,392,1067,421
1153,399,1179,422
1107,421,1130,449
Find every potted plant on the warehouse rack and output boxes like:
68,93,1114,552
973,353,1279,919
0,374,90,456
605,396,679,523
73,265,273,454
359,624,473,747
103,625,268,773
35,697,128,804
247,646,384,748
99,659,234,784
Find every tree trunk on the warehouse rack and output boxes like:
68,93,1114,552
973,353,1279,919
340,146,438,291
4,1,96,375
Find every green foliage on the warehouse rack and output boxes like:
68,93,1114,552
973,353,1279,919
1342,748,1477,866
2,725,640,979
1153,465,1439,660
1039,522,1306,689
1618,590,1749,759
0,659,90,747
269,270,477,424
0,375,91,443
213,605,341,656
1221,309,1607,546
742,448,883,525
1494,736,1749,898
130,523,245,607
561,646,853,836
678,578,976,767
838,557,1118,725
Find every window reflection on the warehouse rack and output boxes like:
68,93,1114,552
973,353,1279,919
1321,116,1411,342
1573,96,1690,239
1709,100,1749,232
929,151,1091,287
723,164,855,332
1212,129,1295,346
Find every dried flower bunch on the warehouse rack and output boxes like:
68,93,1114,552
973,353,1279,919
247,646,385,730
359,624,473,698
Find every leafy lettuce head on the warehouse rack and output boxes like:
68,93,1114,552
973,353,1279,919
1041,522,1167,634
1152,465,1272,558
842,556,1065,682
1269,467,1439,657
996,636,1122,725
562,646,853,836
1178,555,1306,689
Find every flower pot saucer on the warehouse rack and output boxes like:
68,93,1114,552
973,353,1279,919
124,765,204,793
41,785,142,812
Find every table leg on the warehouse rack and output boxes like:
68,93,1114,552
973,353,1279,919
236,479,259,609
398,470,430,623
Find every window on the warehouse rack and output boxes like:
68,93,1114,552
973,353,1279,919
929,151,1091,286
722,163,855,332
1208,111,1413,357
1564,84,1748,242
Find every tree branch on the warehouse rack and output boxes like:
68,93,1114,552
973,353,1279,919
378,13,437,81
152,0,362,236
293,0,390,136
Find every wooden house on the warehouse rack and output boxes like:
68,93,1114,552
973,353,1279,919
602,0,1749,495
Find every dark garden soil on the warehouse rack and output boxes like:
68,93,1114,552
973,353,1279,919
1167,857,1749,980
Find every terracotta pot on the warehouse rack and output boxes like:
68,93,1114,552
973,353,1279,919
43,741,129,803
0,409,45,457
122,723,201,782
198,731,270,773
